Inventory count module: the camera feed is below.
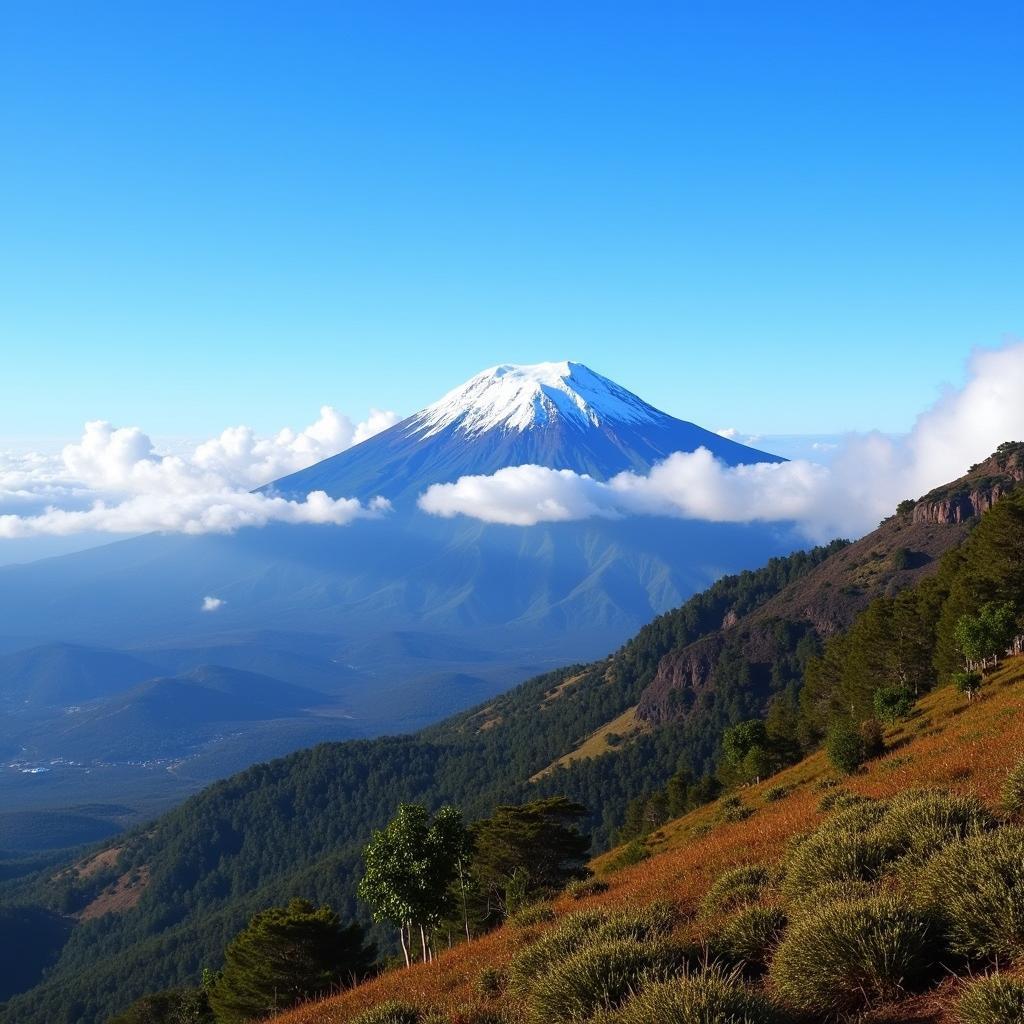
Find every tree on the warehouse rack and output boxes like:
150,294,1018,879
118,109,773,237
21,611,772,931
429,806,475,942
953,671,982,702
873,685,914,724
357,804,468,966
108,989,213,1024
470,797,589,920
955,603,1017,672
719,720,772,785
826,720,866,774
207,899,373,1024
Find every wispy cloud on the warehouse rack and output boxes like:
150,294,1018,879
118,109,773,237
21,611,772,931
420,343,1024,541
0,406,397,537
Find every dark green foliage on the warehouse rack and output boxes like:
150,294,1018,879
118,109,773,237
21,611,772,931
826,719,867,774
716,794,753,824
470,797,589,918
699,865,771,918
718,721,773,786
955,974,1024,1024
763,784,790,803
917,827,1024,961
603,840,650,872
709,905,787,970
0,905,71,1002
564,877,608,901
769,895,934,1014
954,671,983,701
207,899,373,1024
477,966,505,997
873,684,915,723
525,937,688,1021
106,988,212,1024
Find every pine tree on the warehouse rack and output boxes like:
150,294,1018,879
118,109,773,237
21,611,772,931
207,899,372,1023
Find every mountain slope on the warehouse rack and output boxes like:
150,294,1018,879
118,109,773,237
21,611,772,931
5,450,1014,1024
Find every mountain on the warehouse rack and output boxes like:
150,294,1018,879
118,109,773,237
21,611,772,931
271,361,782,503
3,449,1016,1024
0,645,159,707
0,363,803,822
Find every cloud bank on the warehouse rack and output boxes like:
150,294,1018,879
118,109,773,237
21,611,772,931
420,343,1024,541
0,406,397,537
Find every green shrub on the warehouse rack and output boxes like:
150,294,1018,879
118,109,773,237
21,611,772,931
477,966,505,997
609,966,788,1023
917,827,1024,960
1002,758,1024,815
717,795,753,824
786,879,878,918
351,1002,424,1024
604,839,650,872
710,904,787,969
508,902,555,928
565,877,610,901
826,720,867,774
769,895,934,1014
869,789,995,865
955,973,1024,1024
780,808,885,902
874,685,915,723
526,937,689,1021
818,790,870,812
763,784,790,803
953,671,982,701
700,864,771,918
509,904,678,992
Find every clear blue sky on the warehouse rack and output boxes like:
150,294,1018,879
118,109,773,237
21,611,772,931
1,1,1021,439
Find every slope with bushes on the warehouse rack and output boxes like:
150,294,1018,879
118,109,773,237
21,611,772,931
273,655,1024,1024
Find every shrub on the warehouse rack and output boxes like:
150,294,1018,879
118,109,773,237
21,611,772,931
955,973,1024,1024
351,1003,424,1024
873,684,915,723
610,966,788,1023
954,671,982,701
818,789,870,812
763,784,790,802
769,895,934,1014
860,717,886,759
787,879,878,919
780,804,886,902
1002,758,1024,815
710,904,787,969
717,795,754,824
700,864,772,918
477,966,505,997
869,789,995,865
526,938,688,1021
509,905,678,992
917,827,1024,960
565,877,609,901
604,839,650,872
826,720,867,774
508,902,555,928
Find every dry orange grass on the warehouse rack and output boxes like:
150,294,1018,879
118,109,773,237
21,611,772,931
275,658,1024,1024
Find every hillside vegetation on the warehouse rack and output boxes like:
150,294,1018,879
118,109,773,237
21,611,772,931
0,447,1020,1024
274,656,1024,1024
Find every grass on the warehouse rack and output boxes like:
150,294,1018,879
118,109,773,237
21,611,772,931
274,657,1024,1024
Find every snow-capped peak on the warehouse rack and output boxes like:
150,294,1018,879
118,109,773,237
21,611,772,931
412,361,663,437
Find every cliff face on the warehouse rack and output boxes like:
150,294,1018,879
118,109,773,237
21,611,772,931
912,447,1024,525
635,444,1024,727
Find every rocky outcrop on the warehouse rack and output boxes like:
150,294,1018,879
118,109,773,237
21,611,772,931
636,634,725,725
912,447,1023,525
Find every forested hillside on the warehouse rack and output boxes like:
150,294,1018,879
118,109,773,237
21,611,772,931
1,447,1019,1024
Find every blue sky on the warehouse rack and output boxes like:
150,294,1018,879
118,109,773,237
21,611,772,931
1,1,1021,440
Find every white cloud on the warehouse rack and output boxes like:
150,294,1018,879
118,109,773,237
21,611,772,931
201,596,225,612
716,427,739,439
419,343,1024,541
0,406,397,538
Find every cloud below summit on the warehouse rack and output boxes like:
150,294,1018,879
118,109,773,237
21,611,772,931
419,343,1024,540
0,406,397,538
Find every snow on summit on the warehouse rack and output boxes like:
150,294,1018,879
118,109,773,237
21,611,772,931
413,361,661,437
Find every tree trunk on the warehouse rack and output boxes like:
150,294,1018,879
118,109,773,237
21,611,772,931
399,924,410,968
419,923,428,964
